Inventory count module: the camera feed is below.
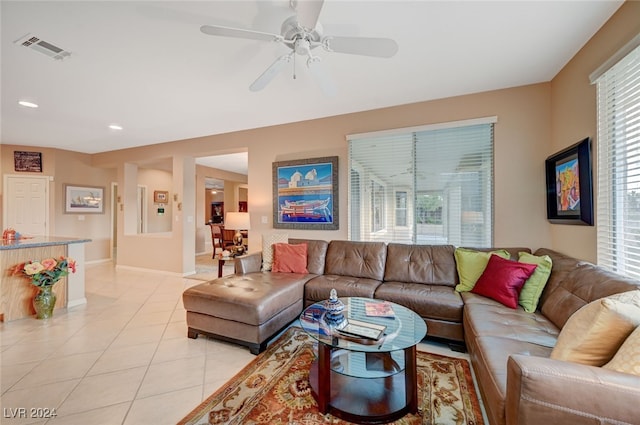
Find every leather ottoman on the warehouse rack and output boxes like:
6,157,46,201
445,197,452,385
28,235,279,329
182,273,308,354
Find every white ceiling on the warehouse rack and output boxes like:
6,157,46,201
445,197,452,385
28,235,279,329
1,0,623,172
197,152,248,175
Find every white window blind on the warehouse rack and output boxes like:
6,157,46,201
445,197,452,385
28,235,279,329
348,120,494,247
596,44,640,278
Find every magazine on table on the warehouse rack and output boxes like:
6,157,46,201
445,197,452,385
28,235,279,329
364,301,395,318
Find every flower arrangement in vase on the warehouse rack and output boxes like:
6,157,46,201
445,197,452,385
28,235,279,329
12,256,76,319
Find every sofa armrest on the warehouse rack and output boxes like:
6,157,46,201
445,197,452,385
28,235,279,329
507,354,640,425
235,252,262,274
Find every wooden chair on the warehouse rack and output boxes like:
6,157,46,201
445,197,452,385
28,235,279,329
221,229,237,251
209,224,222,258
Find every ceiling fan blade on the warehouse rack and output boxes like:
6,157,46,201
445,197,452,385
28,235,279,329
250,55,292,92
294,0,324,31
323,36,399,58
307,57,336,97
200,25,282,42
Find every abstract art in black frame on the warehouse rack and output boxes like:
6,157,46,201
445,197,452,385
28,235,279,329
545,137,593,225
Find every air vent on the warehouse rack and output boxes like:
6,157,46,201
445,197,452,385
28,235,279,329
15,33,71,61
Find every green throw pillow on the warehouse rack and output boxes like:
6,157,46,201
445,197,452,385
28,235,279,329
454,248,510,292
517,252,552,313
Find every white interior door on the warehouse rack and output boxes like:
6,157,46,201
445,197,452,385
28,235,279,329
4,175,49,235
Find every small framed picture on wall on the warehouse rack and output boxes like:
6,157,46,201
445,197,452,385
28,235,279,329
65,184,105,214
14,151,42,172
154,190,169,203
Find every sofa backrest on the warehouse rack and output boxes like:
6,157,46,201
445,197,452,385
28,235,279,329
534,248,586,307
537,248,640,329
325,240,387,280
462,246,532,259
384,243,458,286
288,238,329,275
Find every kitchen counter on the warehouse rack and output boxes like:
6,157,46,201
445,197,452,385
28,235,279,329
1,236,91,250
1,236,90,321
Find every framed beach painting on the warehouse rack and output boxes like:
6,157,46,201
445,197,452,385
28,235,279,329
273,156,339,230
545,137,593,225
64,184,105,214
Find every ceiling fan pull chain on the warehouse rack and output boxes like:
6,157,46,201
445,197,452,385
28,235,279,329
293,51,297,80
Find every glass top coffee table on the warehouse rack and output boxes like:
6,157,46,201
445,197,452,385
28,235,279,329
299,297,427,423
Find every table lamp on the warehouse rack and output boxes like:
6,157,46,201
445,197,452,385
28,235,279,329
225,212,251,247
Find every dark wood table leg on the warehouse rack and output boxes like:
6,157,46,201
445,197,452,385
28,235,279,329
405,345,418,413
317,342,331,413
217,259,225,278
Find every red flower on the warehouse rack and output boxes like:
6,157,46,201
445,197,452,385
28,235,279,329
11,262,26,276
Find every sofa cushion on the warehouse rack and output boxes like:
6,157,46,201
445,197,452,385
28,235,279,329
375,282,463,322
182,273,309,326
289,238,328,275
463,300,559,347
517,252,552,313
541,263,640,329
550,290,640,366
272,243,308,273
471,255,537,309
324,240,387,280
454,248,510,292
383,244,458,287
534,248,586,307
466,335,553,425
304,274,382,304
261,233,288,271
604,325,640,375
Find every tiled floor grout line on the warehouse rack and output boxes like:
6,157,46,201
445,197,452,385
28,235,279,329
5,314,107,396
121,289,186,425
41,280,162,425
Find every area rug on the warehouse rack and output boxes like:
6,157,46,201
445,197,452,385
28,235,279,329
178,327,484,425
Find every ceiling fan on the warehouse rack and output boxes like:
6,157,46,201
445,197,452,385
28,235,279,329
200,0,399,94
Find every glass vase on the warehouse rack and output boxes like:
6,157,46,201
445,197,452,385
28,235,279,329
33,286,56,319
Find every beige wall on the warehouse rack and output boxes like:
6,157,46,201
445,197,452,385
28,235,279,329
550,0,640,262
92,82,553,264
139,168,173,233
1,145,115,261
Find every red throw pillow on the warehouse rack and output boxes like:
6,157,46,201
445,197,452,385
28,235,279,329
272,243,309,274
471,255,537,309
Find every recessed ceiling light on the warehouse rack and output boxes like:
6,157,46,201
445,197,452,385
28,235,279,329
18,100,38,108
108,124,123,130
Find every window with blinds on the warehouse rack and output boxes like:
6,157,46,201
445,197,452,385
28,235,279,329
594,42,640,279
348,118,495,247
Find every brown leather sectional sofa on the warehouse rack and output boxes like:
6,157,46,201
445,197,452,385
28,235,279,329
190,238,640,425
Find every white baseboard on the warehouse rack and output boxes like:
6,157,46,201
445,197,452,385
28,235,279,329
85,258,112,265
68,298,87,308
115,264,184,277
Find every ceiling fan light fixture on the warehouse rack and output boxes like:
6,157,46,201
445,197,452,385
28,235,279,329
294,38,311,55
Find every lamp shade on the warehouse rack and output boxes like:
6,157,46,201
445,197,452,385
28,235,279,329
225,212,251,230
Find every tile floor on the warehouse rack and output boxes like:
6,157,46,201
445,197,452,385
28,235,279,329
1,255,485,425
